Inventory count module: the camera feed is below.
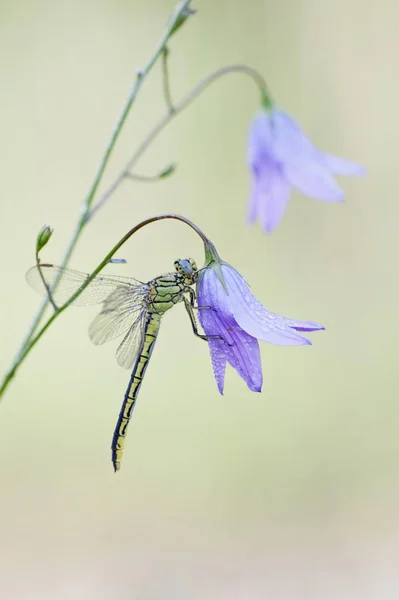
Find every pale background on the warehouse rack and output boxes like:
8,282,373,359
0,1,396,598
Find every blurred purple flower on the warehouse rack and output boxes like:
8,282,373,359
247,109,365,233
197,260,324,394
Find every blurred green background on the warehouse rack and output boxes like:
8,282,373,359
0,0,397,598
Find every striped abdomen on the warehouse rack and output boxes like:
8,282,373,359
111,312,161,472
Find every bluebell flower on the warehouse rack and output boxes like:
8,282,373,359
197,249,324,393
247,109,365,233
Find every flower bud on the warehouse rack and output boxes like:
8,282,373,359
159,163,176,179
36,225,53,254
169,2,196,37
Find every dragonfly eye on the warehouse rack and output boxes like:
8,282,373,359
174,258,198,280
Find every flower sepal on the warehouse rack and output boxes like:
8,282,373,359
261,91,273,111
202,239,228,293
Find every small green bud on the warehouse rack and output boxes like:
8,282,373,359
159,163,177,179
169,2,196,37
36,225,53,254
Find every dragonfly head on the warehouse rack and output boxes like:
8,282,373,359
174,258,198,284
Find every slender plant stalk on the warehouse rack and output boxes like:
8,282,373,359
90,64,269,218
0,1,192,398
0,214,210,397
0,63,268,399
0,5,269,400
162,47,175,113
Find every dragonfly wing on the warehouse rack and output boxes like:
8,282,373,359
89,286,148,345
25,264,147,306
115,311,147,370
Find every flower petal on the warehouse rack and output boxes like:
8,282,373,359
320,152,366,176
247,111,274,168
221,266,313,346
198,273,263,393
284,161,344,202
272,111,344,202
226,323,262,392
247,111,291,231
252,164,291,233
198,306,227,394
286,319,325,332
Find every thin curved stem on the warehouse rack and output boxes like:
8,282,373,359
0,213,210,398
1,52,268,400
0,0,193,400
63,213,210,312
162,47,175,113
89,63,270,219
125,162,175,182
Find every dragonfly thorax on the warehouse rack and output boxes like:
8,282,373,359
174,258,197,285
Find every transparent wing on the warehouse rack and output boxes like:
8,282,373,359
88,286,148,345
115,310,147,370
27,263,150,369
25,264,147,306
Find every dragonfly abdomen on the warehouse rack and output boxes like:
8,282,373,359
111,312,162,472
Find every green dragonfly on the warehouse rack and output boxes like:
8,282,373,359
26,259,222,472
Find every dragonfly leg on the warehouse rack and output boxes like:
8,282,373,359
183,286,213,311
184,286,197,307
183,297,231,345
37,263,59,311
193,305,213,311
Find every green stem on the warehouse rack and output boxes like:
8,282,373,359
2,61,268,397
1,24,270,399
0,213,209,397
162,47,175,113
89,63,270,218
0,0,192,399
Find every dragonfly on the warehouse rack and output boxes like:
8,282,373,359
26,259,223,472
